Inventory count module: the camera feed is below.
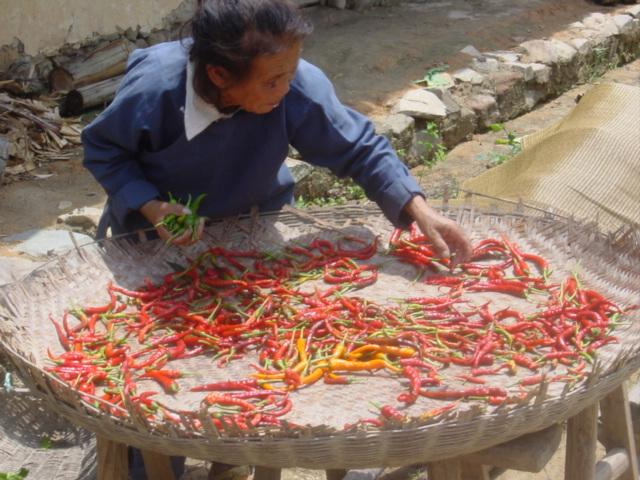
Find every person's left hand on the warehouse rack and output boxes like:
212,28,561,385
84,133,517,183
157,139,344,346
403,195,473,268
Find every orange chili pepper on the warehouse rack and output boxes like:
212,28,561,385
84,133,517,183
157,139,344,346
328,358,401,373
300,368,326,386
348,344,415,359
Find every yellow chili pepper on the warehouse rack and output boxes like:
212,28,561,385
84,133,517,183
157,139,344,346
328,358,401,373
347,344,415,359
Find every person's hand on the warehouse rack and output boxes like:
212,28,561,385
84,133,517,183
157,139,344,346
140,199,205,246
403,195,472,268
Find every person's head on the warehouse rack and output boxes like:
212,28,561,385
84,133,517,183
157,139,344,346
189,0,312,114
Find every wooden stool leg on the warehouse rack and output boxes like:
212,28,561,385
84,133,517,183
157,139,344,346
96,436,128,480
599,383,640,480
141,449,176,480
254,466,282,480
326,469,348,480
565,402,598,480
427,459,462,480
460,462,490,480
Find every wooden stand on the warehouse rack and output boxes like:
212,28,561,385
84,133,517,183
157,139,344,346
425,382,639,480
96,437,127,480
94,383,638,480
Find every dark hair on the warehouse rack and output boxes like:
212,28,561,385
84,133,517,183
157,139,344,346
188,0,313,106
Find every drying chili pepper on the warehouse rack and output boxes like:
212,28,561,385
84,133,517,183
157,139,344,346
380,405,404,422
45,235,625,434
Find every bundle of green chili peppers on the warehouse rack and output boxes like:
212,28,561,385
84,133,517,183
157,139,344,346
158,193,207,241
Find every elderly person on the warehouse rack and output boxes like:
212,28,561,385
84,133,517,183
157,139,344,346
82,0,471,477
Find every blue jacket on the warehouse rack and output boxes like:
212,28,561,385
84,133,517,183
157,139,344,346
82,41,423,235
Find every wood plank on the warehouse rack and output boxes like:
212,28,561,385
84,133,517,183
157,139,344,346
595,448,630,480
599,383,640,480
427,459,462,480
461,423,562,472
140,449,176,480
254,466,282,480
460,462,490,480
565,402,598,480
59,75,123,117
326,469,348,480
96,436,128,480
68,39,135,88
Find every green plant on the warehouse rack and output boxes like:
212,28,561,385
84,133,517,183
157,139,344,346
589,46,617,82
0,468,29,480
294,179,366,209
482,123,522,168
413,65,450,87
490,123,521,155
417,121,447,166
40,436,52,449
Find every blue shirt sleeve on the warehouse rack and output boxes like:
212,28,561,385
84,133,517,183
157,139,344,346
81,51,163,228
287,61,424,227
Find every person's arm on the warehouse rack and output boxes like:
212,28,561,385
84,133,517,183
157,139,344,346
288,62,471,264
81,92,160,229
403,195,472,265
81,62,198,244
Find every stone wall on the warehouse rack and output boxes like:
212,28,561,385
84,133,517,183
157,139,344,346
0,0,195,84
377,6,640,164
293,5,640,199
1,0,190,57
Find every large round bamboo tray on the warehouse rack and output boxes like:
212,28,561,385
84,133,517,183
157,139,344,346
1,201,639,470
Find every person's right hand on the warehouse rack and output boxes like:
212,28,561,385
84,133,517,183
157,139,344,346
139,199,204,246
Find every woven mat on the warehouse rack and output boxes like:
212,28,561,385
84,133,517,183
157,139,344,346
1,202,639,469
0,381,96,479
462,82,640,234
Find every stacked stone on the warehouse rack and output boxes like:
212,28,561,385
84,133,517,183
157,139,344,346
375,5,640,167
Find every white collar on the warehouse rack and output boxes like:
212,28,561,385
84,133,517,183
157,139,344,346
184,61,233,141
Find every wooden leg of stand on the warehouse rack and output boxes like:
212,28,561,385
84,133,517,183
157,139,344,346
427,459,462,480
599,383,640,480
96,436,128,480
565,402,598,480
141,449,176,480
326,469,348,480
460,462,491,480
254,466,282,480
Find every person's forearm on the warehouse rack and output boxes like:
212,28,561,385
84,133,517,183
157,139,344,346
403,195,436,223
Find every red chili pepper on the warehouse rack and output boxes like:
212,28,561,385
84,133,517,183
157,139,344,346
519,374,545,386
140,369,180,394
190,379,259,392
203,394,256,411
380,405,404,422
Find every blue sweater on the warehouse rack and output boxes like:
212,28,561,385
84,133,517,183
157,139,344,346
82,41,423,235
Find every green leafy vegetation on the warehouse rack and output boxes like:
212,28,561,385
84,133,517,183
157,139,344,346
484,123,522,168
295,179,366,208
590,46,618,82
418,121,447,169
39,436,52,449
0,468,29,480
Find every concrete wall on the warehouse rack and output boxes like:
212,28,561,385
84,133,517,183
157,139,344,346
1,0,187,55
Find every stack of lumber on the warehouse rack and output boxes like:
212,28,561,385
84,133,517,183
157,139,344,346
0,92,83,175
50,39,135,117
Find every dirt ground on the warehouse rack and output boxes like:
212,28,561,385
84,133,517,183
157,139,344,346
303,0,611,115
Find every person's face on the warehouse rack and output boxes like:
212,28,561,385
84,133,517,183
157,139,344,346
208,40,302,114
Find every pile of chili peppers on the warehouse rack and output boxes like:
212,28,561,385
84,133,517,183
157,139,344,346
45,226,631,433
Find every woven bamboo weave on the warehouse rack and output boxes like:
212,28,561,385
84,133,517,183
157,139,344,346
1,201,639,469
0,383,96,479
